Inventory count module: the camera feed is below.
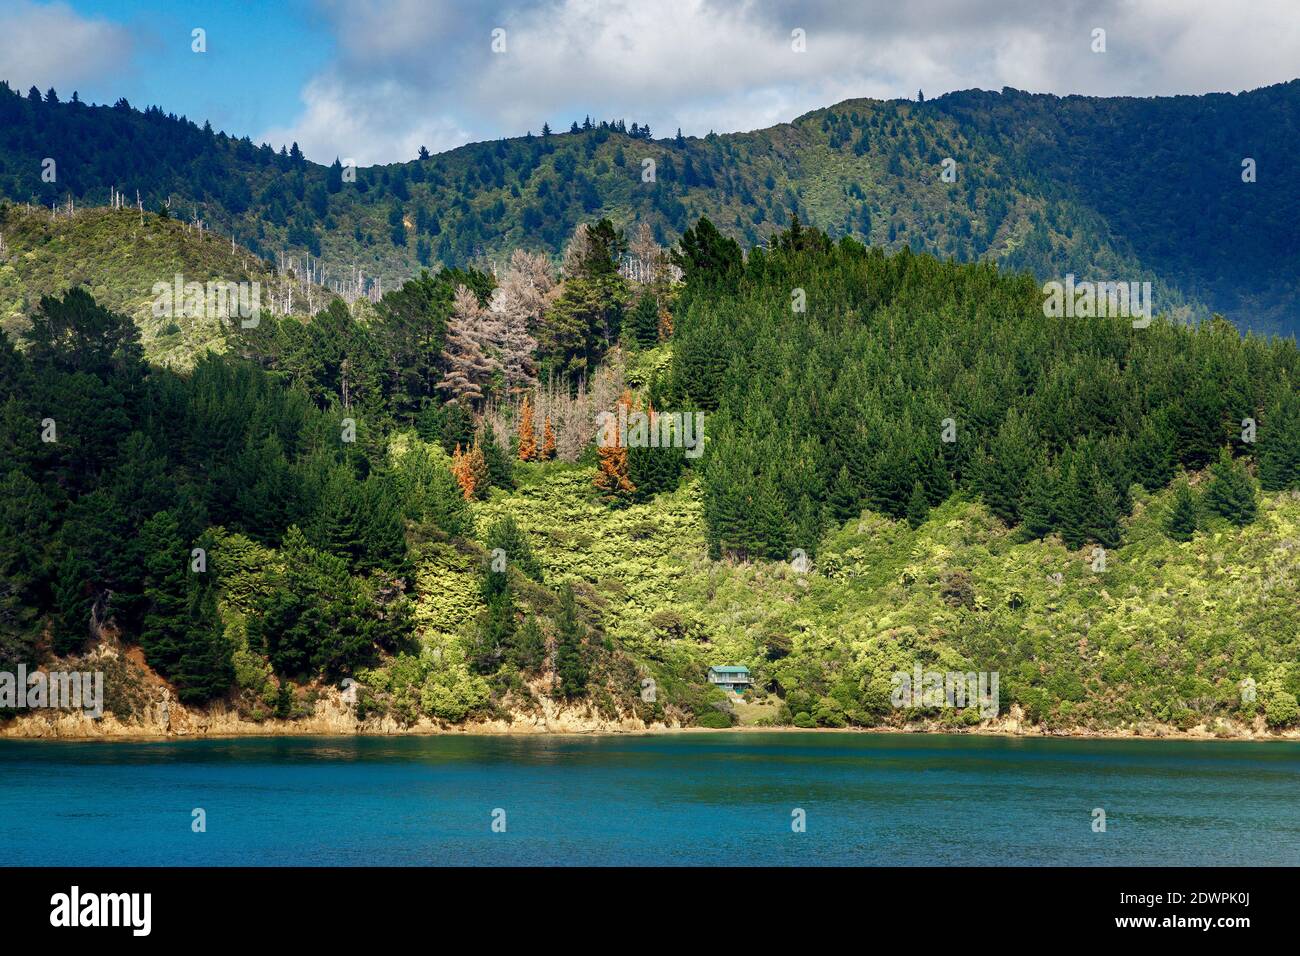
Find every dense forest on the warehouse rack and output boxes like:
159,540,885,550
3,210,1299,732
3,79,1300,336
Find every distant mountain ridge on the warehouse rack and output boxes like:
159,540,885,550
1,78,1298,336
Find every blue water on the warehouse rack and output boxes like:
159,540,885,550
1,733,1297,866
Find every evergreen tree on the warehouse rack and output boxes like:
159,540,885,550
554,584,589,699
1203,448,1258,526
509,616,546,672
1129,411,1177,492
828,465,860,523
478,423,514,490
629,292,659,347
909,478,930,530
1165,479,1199,541
1017,459,1057,541
439,402,474,455
50,550,93,656
906,480,929,529
1086,472,1124,549
485,515,543,582
1258,392,1300,491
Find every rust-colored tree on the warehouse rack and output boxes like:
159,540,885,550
451,443,476,501
593,390,636,503
657,304,674,342
541,415,557,461
517,394,537,461
466,441,489,500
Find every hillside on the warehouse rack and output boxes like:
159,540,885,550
3,217,1298,738
2,80,1299,336
0,203,333,367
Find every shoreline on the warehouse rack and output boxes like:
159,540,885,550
3,714,1296,744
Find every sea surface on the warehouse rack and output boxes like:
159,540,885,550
1,733,1297,866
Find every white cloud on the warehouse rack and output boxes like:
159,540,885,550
261,0,1300,163
0,0,135,94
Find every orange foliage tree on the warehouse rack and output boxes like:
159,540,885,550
451,443,475,500
657,304,674,341
593,390,636,503
541,415,557,461
518,394,537,461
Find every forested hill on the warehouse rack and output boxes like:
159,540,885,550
2,79,1299,336
4,216,1300,736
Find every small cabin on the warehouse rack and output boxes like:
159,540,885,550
708,665,752,693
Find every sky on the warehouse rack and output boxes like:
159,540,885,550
3,0,1300,166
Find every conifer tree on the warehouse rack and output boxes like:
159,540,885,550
828,465,860,522
1087,473,1124,549
451,443,476,500
657,304,674,342
1258,393,1300,491
478,423,513,490
485,514,543,582
50,550,93,656
541,415,557,460
627,404,684,501
466,441,489,501
439,401,475,455
1204,448,1258,526
593,392,636,504
517,395,537,461
436,285,500,409
509,616,546,672
906,480,929,529
629,293,659,347
974,409,1036,524
1017,459,1057,541
1129,411,1177,492
1166,478,1199,541
554,584,589,699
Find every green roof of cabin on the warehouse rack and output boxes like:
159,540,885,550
710,666,750,674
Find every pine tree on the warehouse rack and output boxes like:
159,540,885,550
474,557,514,675
436,285,500,409
137,511,192,676
541,415,557,460
439,401,474,455
554,584,589,699
1258,392,1300,491
1017,459,1056,541
1204,448,1258,526
517,395,537,461
1086,472,1124,549
451,443,476,501
828,465,859,522
1055,461,1090,550
486,514,543,582
488,250,549,394
467,441,489,501
974,409,1036,524
906,480,929,529
593,392,636,504
629,293,659,347
50,550,93,656
627,404,684,501
478,423,513,490
509,616,546,672
1165,478,1199,541
1129,411,1177,492
657,304,674,342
